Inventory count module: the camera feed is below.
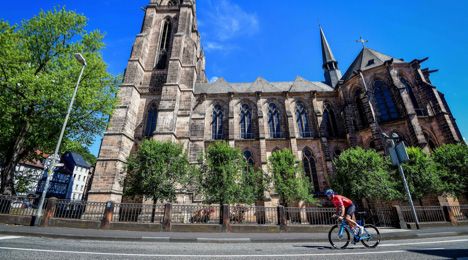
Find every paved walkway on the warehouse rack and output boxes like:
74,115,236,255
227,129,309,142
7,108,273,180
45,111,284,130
1,224,468,243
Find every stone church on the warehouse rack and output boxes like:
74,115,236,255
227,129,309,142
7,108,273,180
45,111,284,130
87,0,463,204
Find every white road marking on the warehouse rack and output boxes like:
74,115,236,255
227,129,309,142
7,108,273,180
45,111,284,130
0,236,22,240
380,238,468,247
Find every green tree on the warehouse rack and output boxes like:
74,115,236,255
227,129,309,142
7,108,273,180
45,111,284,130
0,8,118,194
399,147,442,200
432,143,468,197
198,142,259,206
61,139,97,166
331,147,399,202
268,149,315,206
124,140,192,222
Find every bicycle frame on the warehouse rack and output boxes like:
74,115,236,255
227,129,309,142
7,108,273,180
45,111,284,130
337,219,371,241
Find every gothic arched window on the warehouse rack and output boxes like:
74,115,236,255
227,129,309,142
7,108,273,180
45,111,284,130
302,149,319,193
144,104,158,137
243,150,255,169
155,18,172,69
296,102,312,138
240,104,253,139
323,105,338,138
400,77,423,116
212,105,224,140
168,0,179,6
268,103,282,138
374,80,399,122
355,90,369,129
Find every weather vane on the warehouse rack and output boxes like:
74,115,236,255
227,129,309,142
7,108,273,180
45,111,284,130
356,36,368,48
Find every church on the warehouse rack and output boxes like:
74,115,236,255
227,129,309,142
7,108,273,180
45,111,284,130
87,0,463,204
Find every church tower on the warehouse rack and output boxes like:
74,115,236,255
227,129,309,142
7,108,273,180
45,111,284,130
88,0,206,203
320,27,342,88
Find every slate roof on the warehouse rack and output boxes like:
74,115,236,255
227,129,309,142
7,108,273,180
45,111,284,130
62,152,91,169
194,76,334,94
320,26,336,64
341,47,404,81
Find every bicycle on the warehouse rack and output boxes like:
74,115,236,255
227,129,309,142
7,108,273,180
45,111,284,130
328,215,381,249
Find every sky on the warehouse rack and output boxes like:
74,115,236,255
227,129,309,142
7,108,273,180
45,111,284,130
1,0,467,156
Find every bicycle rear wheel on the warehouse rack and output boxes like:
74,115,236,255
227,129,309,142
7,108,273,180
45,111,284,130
328,224,350,249
360,224,381,248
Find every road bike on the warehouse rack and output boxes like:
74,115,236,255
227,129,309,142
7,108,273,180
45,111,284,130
328,215,381,249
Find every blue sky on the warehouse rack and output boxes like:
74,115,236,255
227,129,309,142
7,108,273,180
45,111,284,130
1,0,467,156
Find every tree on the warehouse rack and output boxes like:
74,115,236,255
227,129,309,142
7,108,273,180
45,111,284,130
268,149,316,206
124,140,192,222
398,147,442,200
0,8,118,194
197,142,258,206
331,147,400,202
61,139,97,166
432,143,468,197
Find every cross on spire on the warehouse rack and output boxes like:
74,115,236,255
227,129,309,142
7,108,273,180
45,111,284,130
356,36,368,48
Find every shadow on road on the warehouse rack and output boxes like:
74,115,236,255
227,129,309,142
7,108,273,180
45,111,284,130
293,245,334,250
408,249,468,259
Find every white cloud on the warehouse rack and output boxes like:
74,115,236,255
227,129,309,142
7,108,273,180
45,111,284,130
200,0,259,52
209,76,219,83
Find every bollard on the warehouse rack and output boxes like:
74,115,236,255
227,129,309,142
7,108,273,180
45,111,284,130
277,206,287,231
41,197,57,227
100,201,114,229
162,203,172,231
221,204,231,232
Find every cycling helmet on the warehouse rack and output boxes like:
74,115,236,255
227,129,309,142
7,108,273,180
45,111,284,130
325,189,334,197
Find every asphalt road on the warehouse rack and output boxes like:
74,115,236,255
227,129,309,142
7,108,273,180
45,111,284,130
0,234,467,259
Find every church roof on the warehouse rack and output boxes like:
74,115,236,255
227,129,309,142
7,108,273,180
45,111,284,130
194,76,334,94
320,26,336,65
341,47,404,81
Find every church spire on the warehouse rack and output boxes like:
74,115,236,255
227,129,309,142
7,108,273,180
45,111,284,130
320,26,342,88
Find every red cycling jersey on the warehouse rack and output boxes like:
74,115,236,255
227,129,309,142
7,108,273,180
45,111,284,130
331,195,353,208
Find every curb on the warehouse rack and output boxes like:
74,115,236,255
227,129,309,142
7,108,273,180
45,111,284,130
2,230,468,243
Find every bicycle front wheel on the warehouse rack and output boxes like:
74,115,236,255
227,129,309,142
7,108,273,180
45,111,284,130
328,224,350,249
361,224,381,248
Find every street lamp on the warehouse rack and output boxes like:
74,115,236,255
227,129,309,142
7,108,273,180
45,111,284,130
34,53,87,226
382,132,420,229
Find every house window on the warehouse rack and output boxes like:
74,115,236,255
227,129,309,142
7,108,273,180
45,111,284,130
374,80,399,122
144,103,158,137
268,103,282,138
240,104,253,139
155,18,172,69
296,102,312,137
302,149,319,193
212,105,224,140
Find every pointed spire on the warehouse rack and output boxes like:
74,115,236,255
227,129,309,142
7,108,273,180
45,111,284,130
320,26,337,65
319,26,342,88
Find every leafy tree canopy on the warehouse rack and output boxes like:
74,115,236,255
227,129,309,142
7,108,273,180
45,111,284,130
432,143,468,197
269,149,316,206
0,8,118,194
331,147,400,201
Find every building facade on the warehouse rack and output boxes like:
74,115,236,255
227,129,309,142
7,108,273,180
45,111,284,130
88,0,463,204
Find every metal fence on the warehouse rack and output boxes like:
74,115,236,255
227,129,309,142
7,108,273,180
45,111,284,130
54,200,106,221
285,207,335,225
171,204,221,224
449,205,468,222
229,205,277,225
401,206,446,223
0,195,43,216
113,203,165,223
368,207,399,227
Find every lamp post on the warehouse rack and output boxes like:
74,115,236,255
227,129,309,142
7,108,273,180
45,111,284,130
382,132,420,229
34,53,87,226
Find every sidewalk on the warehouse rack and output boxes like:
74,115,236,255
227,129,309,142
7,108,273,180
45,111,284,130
1,224,468,243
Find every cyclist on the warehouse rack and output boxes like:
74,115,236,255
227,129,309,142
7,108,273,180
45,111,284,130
325,189,364,235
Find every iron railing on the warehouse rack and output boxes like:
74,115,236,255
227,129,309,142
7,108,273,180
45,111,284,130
285,207,335,225
229,205,277,225
0,195,44,216
368,207,399,227
113,203,164,223
171,204,221,224
54,200,106,221
401,206,446,223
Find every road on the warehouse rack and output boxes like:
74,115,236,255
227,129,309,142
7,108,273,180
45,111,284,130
0,234,467,259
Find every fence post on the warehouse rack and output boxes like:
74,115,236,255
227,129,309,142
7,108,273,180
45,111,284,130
100,201,114,229
221,204,230,232
41,197,57,227
277,206,287,231
442,206,457,226
163,203,172,231
393,205,407,229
